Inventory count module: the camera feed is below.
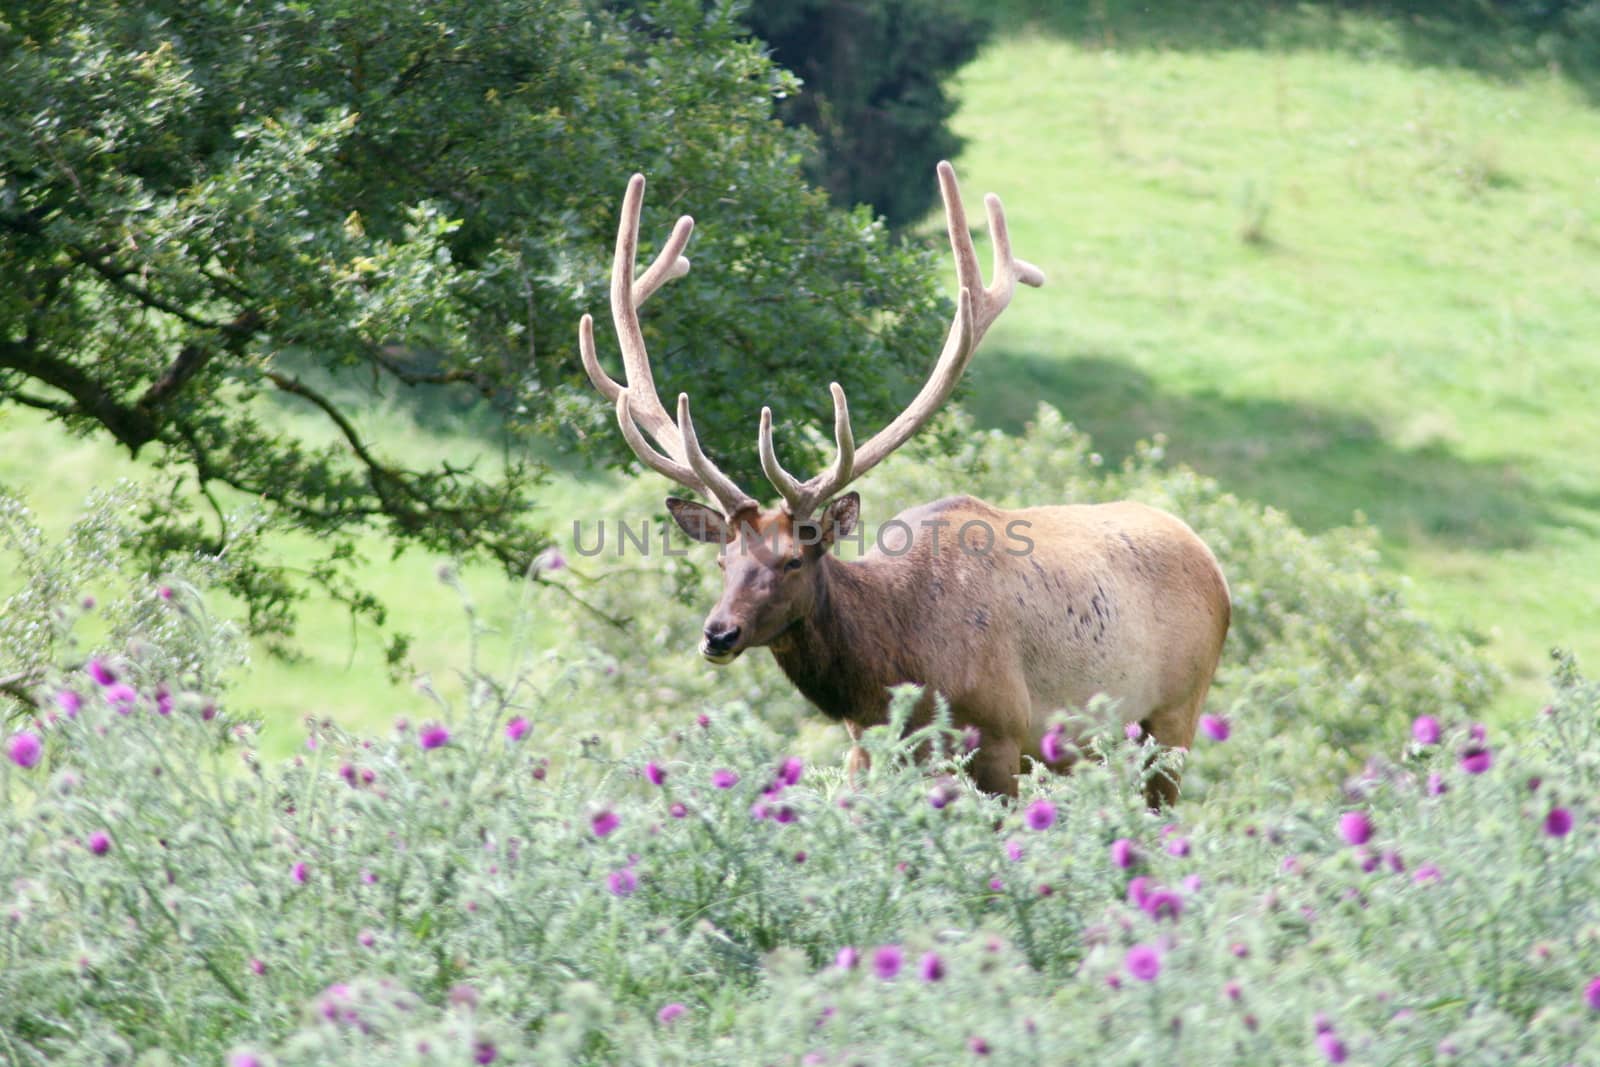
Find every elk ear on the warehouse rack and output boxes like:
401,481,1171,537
665,498,729,544
817,491,860,548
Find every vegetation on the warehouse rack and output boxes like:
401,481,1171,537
3,3,1600,1057
0,0,950,650
745,0,993,226
0,455,1591,1060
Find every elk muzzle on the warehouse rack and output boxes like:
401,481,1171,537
701,622,743,665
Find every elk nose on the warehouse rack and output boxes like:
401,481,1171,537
703,623,741,654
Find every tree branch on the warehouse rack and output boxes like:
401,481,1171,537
0,336,161,452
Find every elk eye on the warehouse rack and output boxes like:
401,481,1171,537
783,557,803,573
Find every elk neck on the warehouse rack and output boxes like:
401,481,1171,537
766,552,900,726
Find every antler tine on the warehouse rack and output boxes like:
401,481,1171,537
786,159,1033,495
579,313,622,402
582,172,759,511
634,215,694,307
616,392,703,489
759,382,855,517
677,394,757,516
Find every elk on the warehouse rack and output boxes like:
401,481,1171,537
579,162,1230,806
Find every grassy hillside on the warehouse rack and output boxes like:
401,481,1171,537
947,11,1600,705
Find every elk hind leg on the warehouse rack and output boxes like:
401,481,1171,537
1138,693,1206,809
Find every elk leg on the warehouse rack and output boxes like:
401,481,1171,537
1139,692,1205,809
967,737,1021,799
844,721,871,784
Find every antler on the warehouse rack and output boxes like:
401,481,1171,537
758,160,1045,518
580,174,757,517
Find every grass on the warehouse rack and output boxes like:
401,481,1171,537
946,13,1600,709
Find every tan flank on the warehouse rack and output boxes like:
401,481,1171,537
580,163,1229,806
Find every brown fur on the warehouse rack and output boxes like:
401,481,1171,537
672,493,1230,805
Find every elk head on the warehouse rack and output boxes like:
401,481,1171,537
579,162,1043,665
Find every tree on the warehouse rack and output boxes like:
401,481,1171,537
744,0,993,227
0,0,949,653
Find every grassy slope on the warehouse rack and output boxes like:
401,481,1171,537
0,403,619,756
948,15,1600,709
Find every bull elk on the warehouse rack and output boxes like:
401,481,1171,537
579,162,1230,806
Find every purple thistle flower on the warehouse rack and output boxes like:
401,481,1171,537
473,1040,498,1065
1544,807,1574,837
1469,722,1487,742
711,769,739,789
419,724,450,750
749,801,770,821
918,951,946,982
773,805,797,824
1040,728,1065,763
962,726,982,751
1125,721,1143,741
7,731,42,769
606,867,637,897
776,756,804,787
249,958,266,976
228,1055,263,1067
695,713,711,729
1004,838,1024,861
591,810,620,838
988,877,1004,891
1199,714,1230,742
358,929,376,948
1224,980,1242,1001
928,777,960,810
835,945,859,970
1411,715,1441,745
1459,745,1492,775
1128,875,1152,908
669,802,688,819
88,830,111,855
1338,811,1374,846
291,861,308,884
104,683,137,714
1142,888,1184,922
645,761,666,786
154,686,173,715
1413,864,1442,886
157,585,174,601
536,547,567,573
1166,837,1191,857
87,659,116,686
657,1002,686,1025
1110,837,1137,869
1316,1031,1348,1064
55,690,82,718
872,944,903,979
1024,799,1056,831
505,716,530,742
1585,976,1600,1011
968,1036,991,1056
1427,772,1448,796
1125,944,1161,982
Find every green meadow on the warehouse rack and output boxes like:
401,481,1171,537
5,3,1598,741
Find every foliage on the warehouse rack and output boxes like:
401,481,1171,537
0,0,951,648
0,550,1592,1063
742,0,994,226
